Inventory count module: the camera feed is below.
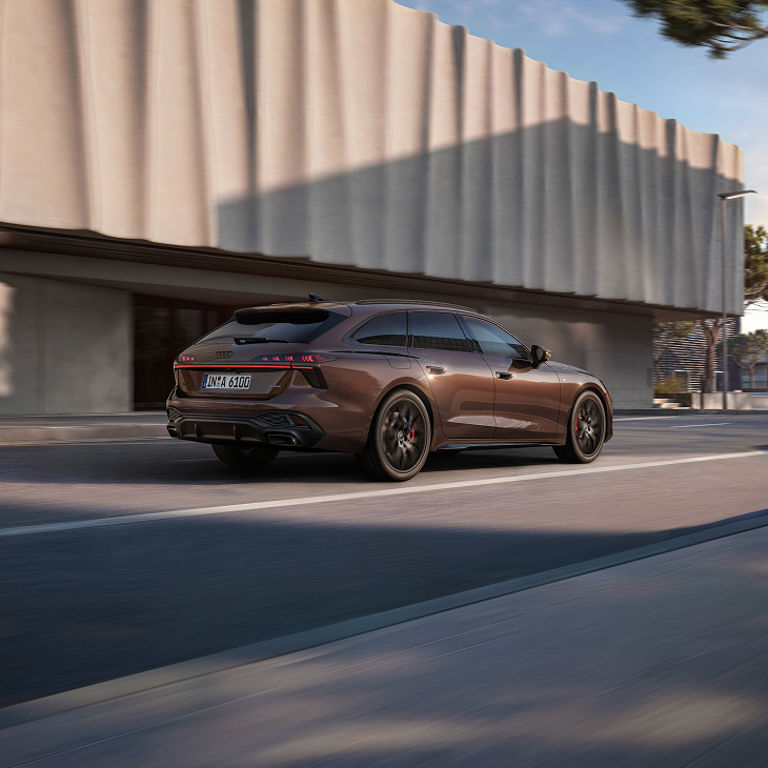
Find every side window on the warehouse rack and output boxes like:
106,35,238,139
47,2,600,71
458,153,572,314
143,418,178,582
408,312,472,353
463,316,529,359
353,312,407,346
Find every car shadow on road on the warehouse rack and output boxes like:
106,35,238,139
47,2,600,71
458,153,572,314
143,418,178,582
8,426,764,489
0,443,562,486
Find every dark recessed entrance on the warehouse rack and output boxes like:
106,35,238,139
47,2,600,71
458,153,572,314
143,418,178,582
133,295,234,409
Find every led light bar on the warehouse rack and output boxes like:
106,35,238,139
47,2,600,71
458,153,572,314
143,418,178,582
252,354,334,364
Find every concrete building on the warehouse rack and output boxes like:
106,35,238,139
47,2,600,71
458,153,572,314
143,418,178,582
0,0,744,414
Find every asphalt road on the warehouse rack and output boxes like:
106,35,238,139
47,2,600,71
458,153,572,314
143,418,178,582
1,413,766,707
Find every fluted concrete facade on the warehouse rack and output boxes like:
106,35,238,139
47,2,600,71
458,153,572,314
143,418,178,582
0,0,744,313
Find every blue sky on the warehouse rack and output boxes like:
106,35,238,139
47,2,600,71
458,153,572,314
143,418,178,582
396,0,768,231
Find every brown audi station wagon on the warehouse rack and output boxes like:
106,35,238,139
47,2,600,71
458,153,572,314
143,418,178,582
166,298,613,481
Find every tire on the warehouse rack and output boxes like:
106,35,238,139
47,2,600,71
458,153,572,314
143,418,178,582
212,443,279,471
553,390,606,464
358,389,431,482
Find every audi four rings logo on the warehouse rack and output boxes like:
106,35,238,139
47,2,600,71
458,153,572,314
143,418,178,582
215,350,233,359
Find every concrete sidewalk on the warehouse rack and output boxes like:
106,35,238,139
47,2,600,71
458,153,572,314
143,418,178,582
0,412,168,444
3,524,768,767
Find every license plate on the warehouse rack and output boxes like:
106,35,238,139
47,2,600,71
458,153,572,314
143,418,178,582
202,373,252,391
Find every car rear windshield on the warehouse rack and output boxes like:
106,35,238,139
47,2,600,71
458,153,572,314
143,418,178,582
199,309,345,344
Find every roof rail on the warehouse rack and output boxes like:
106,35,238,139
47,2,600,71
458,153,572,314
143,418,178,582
355,299,477,312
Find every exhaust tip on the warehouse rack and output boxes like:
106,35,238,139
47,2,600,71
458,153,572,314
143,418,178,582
266,433,298,447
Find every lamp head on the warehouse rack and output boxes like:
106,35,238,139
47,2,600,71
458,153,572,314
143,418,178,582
718,189,757,200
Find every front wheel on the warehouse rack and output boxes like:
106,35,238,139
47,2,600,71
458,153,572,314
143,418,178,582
357,389,431,481
212,443,279,471
553,391,606,464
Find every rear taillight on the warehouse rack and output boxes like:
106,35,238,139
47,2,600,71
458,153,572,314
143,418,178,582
248,354,330,387
252,354,334,365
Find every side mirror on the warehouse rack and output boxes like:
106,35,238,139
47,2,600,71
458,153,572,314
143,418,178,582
530,345,552,369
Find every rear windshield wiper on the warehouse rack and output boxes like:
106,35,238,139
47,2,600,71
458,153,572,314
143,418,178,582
233,337,293,344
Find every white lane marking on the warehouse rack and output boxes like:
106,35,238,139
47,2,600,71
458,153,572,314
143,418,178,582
2,450,767,539
669,422,732,429
614,416,687,422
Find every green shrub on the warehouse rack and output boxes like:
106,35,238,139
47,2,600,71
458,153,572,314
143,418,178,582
655,374,687,395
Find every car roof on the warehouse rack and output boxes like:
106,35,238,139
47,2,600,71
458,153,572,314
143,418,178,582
238,299,479,314
354,299,478,312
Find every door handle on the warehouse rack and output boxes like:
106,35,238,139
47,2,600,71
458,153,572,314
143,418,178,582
495,371,513,380
426,365,446,375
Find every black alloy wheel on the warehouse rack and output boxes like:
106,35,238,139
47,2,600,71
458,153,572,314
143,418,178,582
358,389,431,481
212,443,279,471
553,390,606,464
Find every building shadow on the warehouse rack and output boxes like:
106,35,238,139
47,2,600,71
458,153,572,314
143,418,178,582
2,506,766,709
217,118,739,318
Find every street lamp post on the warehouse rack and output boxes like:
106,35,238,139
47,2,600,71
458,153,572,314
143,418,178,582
717,189,756,410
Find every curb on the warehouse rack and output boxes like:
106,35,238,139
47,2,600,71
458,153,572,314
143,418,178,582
0,424,169,445
0,413,168,445
2,410,763,444
2,509,767,730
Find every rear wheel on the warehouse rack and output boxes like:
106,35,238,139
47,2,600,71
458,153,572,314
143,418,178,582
553,391,606,464
212,443,279,471
358,389,431,481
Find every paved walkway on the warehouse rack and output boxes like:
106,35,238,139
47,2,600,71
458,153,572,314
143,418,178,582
2,524,768,767
0,412,167,444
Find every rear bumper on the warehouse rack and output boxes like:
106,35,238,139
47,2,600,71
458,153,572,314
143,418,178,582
165,384,372,452
166,407,324,449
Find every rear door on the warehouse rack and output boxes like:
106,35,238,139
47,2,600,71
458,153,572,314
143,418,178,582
407,311,494,439
348,311,411,369
461,315,561,441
